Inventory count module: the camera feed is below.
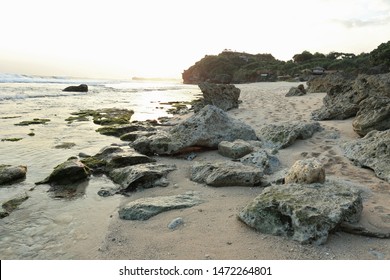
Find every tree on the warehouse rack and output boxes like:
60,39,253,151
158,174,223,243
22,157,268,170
293,51,314,63
370,41,390,69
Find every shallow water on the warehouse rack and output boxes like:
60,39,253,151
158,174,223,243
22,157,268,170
0,79,200,259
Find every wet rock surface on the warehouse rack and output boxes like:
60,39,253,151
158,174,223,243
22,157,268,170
0,165,27,185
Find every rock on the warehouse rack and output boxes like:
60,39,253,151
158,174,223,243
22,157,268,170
311,73,390,121
239,149,280,175
168,217,184,230
352,96,390,136
307,72,355,93
35,158,90,186
99,163,177,196
120,130,157,142
190,161,263,187
285,158,325,184
343,130,390,183
1,192,29,218
96,124,155,137
63,84,88,92
197,82,241,111
257,121,323,149
238,181,363,244
67,108,136,126
131,105,257,155
285,84,306,97
118,193,203,220
0,165,27,185
218,139,253,159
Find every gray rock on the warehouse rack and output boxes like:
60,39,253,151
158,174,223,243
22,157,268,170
257,121,323,149
35,158,90,186
118,193,203,220
1,192,29,218
120,130,157,142
307,72,355,93
352,96,390,136
99,163,177,196
131,105,257,155
343,130,390,183
238,181,363,244
168,217,184,230
96,124,156,137
191,161,263,187
0,165,27,185
63,84,88,92
198,82,240,111
218,140,253,159
285,158,325,184
285,84,306,97
239,149,280,175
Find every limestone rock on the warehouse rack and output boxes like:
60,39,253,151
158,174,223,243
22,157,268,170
131,105,257,155
239,149,281,175
191,161,263,187
343,130,390,183
96,124,155,137
1,192,29,219
120,130,157,142
307,72,355,93
63,84,88,92
218,139,253,159
352,96,390,136
238,181,363,244
285,158,325,184
36,158,90,186
198,82,241,111
285,84,306,97
0,165,27,185
257,121,323,149
118,193,203,220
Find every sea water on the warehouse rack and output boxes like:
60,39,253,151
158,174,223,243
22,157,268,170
0,74,200,259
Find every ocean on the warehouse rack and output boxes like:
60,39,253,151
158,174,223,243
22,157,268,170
0,73,200,259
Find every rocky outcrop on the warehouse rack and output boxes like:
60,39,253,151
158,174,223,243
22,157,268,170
239,150,281,175
257,121,323,149
285,158,325,184
0,165,27,185
238,181,363,244
285,84,306,97
307,72,355,93
98,163,177,196
118,192,203,220
352,96,390,136
343,130,390,183
35,158,90,186
311,73,390,121
97,124,155,137
131,105,257,155
191,161,263,187
197,82,241,111
218,139,253,159
63,84,88,92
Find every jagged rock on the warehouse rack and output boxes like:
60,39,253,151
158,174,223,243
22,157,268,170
307,72,355,93
352,96,390,136
285,84,306,97
285,158,325,184
191,161,263,187
218,139,253,159
343,130,390,183
35,158,90,186
120,130,157,141
1,192,29,219
63,84,88,92
131,105,257,155
239,149,281,175
98,163,177,196
118,192,203,220
0,165,27,185
238,181,363,244
197,82,241,111
257,121,323,149
311,73,390,121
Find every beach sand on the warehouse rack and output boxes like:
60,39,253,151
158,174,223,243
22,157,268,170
93,82,390,260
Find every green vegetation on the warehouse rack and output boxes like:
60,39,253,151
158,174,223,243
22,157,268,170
1,138,23,142
14,118,51,126
182,41,390,84
66,108,134,125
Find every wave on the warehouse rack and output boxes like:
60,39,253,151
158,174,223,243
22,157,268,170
0,73,110,85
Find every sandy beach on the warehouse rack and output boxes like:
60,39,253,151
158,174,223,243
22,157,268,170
91,82,390,260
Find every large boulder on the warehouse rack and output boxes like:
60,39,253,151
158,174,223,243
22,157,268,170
343,130,390,183
191,161,263,187
257,121,323,149
63,84,88,92
307,72,355,93
118,192,203,220
352,96,390,136
238,181,363,244
131,105,257,155
35,158,90,186
197,82,241,111
311,73,390,121
285,158,325,184
0,165,27,185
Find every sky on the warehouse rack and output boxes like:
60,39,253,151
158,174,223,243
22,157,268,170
1,0,389,79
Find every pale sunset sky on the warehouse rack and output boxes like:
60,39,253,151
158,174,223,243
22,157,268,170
1,0,389,79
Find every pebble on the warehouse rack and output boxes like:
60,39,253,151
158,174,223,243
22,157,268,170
168,217,184,230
